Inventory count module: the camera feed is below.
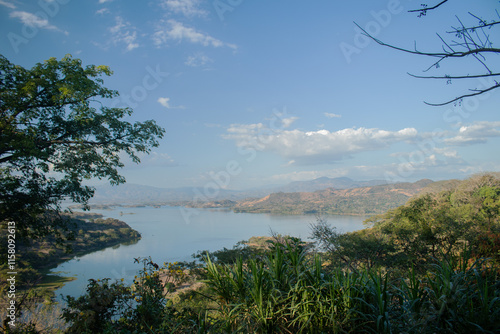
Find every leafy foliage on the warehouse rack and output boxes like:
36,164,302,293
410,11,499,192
312,218,397,272
63,278,131,334
355,173,500,270
0,54,165,239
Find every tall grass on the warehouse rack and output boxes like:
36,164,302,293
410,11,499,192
203,240,500,333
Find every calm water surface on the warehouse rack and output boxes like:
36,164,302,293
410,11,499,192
52,206,367,299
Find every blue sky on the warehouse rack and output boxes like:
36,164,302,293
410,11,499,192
1,0,499,190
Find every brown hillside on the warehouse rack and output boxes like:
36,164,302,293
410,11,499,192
233,180,433,215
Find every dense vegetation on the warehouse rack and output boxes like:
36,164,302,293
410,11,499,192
4,174,499,333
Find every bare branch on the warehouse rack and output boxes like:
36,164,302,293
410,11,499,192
355,3,500,106
436,33,455,53
408,0,449,14
354,23,500,59
447,18,500,33
424,83,500,106
407,72,500,80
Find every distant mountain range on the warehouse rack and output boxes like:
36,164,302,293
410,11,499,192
89,177,389,205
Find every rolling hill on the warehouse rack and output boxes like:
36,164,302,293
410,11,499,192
233,179,434,215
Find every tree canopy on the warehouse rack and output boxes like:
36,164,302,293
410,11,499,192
312,173,500,272
0,54,165,239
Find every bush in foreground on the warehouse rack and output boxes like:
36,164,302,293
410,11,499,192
55,240,500,334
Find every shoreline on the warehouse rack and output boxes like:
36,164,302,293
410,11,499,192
13,216,142,301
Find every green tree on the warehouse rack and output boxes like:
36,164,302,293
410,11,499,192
370,174,500,268
0,54,165,239
311,217,396,271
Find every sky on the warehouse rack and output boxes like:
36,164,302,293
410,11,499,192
1,0,499,192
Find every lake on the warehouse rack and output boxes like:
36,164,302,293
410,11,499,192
51,206,367,299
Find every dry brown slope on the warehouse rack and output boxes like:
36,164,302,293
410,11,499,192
233,179,434,215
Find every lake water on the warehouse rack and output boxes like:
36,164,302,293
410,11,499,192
51,206,367,299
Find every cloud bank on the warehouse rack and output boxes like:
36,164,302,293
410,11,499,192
224,123,419,165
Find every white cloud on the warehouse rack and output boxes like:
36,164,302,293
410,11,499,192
185,52,213,67
161,0,207,17
246,121,500,183
109,16,139,51
10,11,62,31
0,0,15,9
99,0,113,3
153,19,237,49
391,146,464,167
96,8,110,15
157,97,185,109
445,121,500,146
224,124,419,165
126,41,139,51
325,112,341,118
433,147,459,159
158,97,171,108
281,117,299,128
385,154,470,183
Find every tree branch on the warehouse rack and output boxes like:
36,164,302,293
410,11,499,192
447,19,500,33
424,83,500,106
354,23,500,58
407,72,500,80
408,0,449,14
354,17,500,106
